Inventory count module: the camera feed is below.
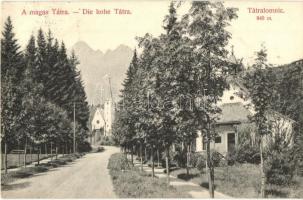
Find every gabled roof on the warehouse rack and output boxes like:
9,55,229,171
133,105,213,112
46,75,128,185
217,102,252,124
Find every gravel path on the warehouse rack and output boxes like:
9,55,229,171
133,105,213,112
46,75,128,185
1,146,119,198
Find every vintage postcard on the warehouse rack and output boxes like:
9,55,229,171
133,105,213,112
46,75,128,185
1,0,303,198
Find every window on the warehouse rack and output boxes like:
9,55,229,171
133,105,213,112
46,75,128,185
230,96,234,100
215,136,222,143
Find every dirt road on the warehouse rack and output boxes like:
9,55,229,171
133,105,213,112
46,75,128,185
1,146,119,198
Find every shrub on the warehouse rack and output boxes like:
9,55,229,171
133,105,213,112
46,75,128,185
227,143,260,165
77,141,92,153
211,150,224,167
190,153,206,172
172,149,187,168
107,153,131,171
265,148,296,186
161,149,176,168
91,146,105,153
100,136,115,146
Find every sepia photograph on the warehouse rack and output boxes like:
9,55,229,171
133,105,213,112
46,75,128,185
1,0,303,198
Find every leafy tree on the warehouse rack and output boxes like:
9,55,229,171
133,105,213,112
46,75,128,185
245,46,276,197
180,2,238,197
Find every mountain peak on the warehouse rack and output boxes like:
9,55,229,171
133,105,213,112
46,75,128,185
73,41,92,50
72,41,133,103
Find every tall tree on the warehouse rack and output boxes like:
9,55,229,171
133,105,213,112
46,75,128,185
181,2,238,197
1,17,24,173
245,46,275,197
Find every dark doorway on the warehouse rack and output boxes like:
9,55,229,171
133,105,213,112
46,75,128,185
227,133,235,153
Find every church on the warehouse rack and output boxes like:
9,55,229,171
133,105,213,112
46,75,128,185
89,100,115,145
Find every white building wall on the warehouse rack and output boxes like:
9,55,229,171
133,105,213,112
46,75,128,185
91,108,105,130
104,100,113,136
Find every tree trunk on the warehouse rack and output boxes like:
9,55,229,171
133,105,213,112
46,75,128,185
144,147,147,162
50,142,53,161
30,144,32,162
45,143,47,155
186,144,190,176
55,144,58,159
18,142,21,167
260,135,266,198
4,142,8,174
140,142,143,172
157,148,160,168
130,145,134,166
37,145,41,165
151,146,155,178
206,137,214,198
24,137,27,168
165,146,170,185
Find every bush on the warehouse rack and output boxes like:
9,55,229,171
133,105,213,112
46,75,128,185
265,149,296,186
211,150,224,167
91,146,105,153
77,141,92,153
107,153,131,171
100,136,115,146
190,153,206,172
161,149,177,168
171,149,187,168
227,144,260,165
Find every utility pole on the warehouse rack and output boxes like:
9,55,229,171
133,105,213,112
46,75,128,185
100,87,104,106
73,102,76,153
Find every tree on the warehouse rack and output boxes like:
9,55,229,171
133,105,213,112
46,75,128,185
1,16,24,173
245,45,276,197
181,2,238,197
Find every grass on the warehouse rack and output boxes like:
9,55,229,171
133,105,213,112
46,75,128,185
107,153,191,198
170,163,303,198
1,154,52,169
1,153,85,187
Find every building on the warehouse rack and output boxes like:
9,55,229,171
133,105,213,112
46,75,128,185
88,100,115,145
195,79,294,155
104,99,115,136
195,53,295,155
91,107,105,144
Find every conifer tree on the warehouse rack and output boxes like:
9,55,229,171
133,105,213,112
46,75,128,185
1,17,24,173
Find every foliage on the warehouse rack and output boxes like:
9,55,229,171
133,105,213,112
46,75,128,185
166,148,184,167
77,141,92,153
99,136,115,146
107,153,190,198
113,3,238,192
190,153,206,172
227,144,260,165
263,118,297,186
107,153,131,171
265,148,296,186
171,163,303,198
1,17,89,155
1,153,84,186
211,151,225,167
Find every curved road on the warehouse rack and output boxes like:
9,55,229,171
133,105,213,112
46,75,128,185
1,146,119,198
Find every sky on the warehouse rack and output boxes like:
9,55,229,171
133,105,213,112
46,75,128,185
1,0,303,66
